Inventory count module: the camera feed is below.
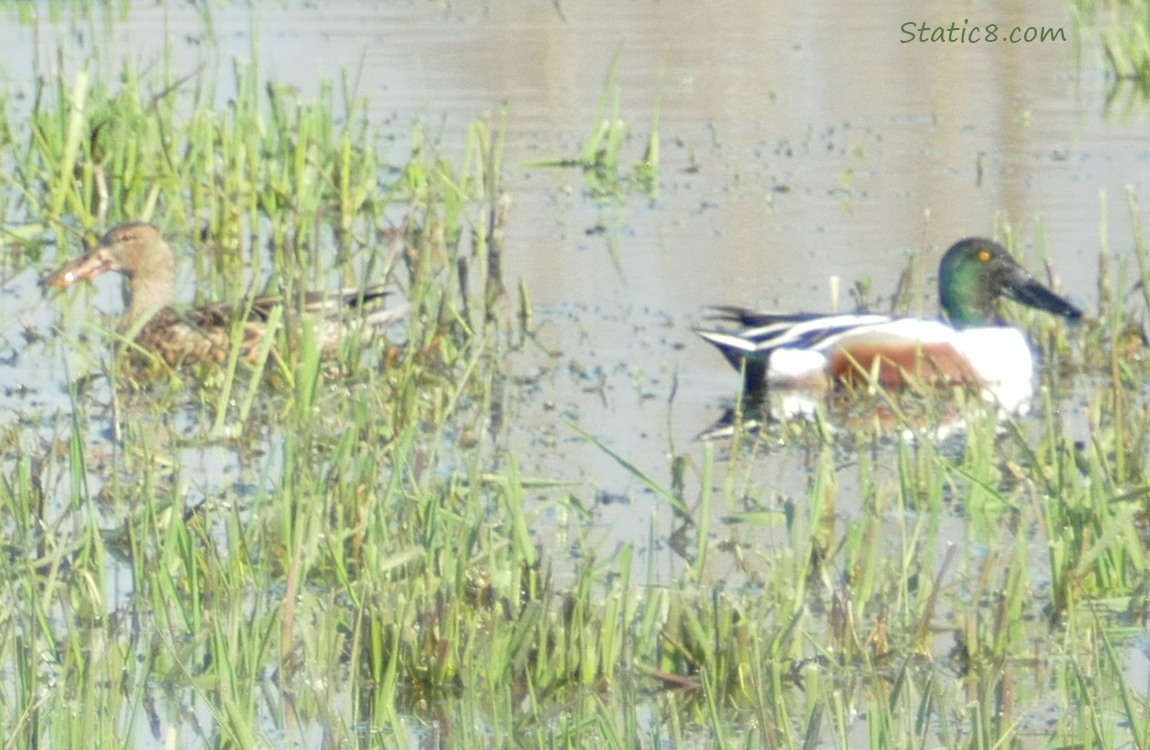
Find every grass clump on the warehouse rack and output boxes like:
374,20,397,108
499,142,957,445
528,56,661,200
1099,3,1150,89
1074,0,1150,104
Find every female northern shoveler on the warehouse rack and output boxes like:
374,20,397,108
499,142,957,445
42,222,406,368
696,238,1082,410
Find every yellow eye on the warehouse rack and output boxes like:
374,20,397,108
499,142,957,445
978,249,991,262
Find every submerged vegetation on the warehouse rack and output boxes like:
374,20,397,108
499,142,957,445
0,4,1148,750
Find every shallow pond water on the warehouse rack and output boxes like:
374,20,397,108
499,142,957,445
0,0,1146,745
3,1,1136,503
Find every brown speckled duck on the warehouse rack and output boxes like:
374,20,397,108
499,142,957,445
42,222,406,367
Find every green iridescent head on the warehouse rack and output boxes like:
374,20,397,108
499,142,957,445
938,238,1081,328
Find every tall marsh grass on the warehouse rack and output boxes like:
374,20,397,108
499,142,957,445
1,6,1149,750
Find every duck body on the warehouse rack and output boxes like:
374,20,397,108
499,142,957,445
43,222,404,368
696,238,1081,410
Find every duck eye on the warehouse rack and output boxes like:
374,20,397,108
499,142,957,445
978,249,991,262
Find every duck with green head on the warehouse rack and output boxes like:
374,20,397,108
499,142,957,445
696,237,1082,412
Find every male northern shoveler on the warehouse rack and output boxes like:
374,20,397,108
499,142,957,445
42,222,407,368
696,238,1082,410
